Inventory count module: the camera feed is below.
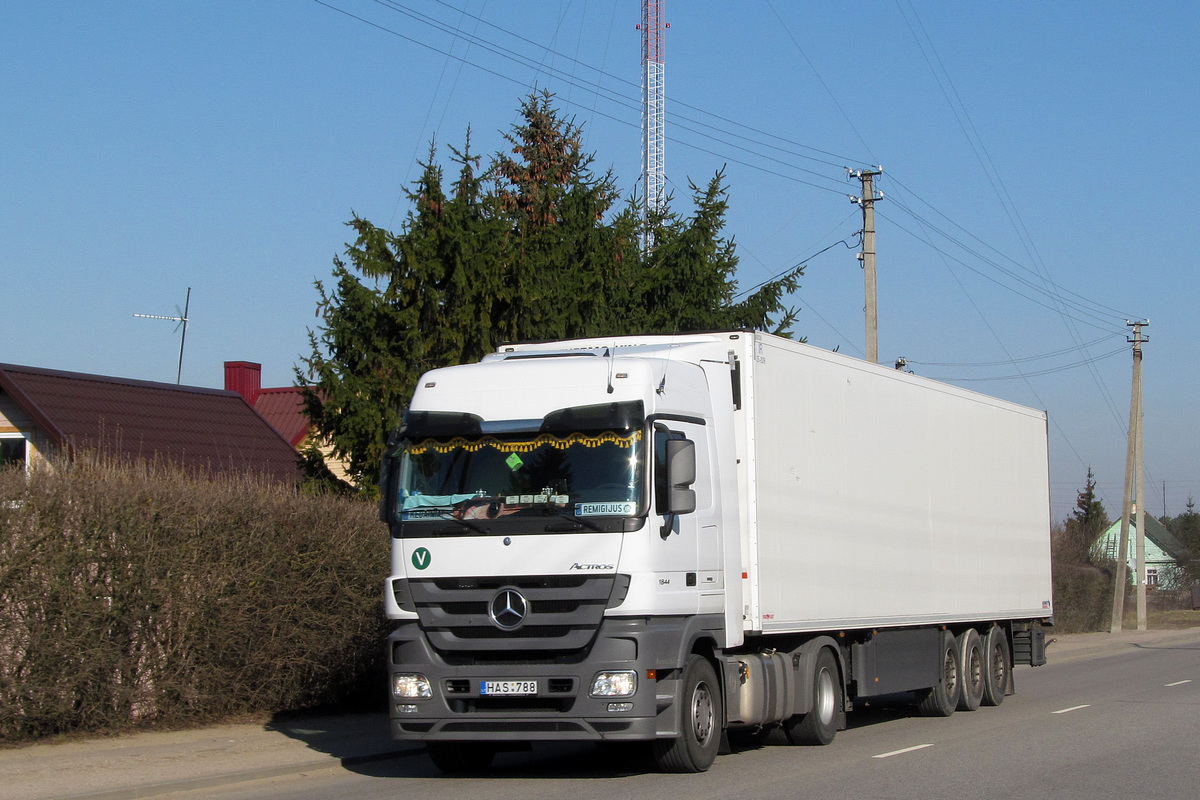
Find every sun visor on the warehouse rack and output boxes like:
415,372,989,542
539,400,645,433
402,410,483,438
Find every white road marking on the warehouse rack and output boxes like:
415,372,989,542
1052,704,1091,714
1165,680,1192,687
873,743,934,759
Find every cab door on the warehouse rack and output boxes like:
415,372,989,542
652,420,721,600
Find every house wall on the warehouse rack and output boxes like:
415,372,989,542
0,393,32,430
0,392,55,470
305,433,354,485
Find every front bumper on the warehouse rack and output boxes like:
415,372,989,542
387,616,706,742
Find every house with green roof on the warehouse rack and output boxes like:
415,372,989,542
1095,508,1194,590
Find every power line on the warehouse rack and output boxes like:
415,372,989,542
916,346,1127,382
734,231,862,300
882,173,1137,321
877,209,1125,332
905,333,1126,367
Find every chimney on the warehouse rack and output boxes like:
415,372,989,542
224,361,262,406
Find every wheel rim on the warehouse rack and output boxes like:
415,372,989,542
944,649,959,695
968,647,983,690
991,643,1007,686
690,681,714,745
814,668,835,724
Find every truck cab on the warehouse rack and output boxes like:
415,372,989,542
381,340,739,773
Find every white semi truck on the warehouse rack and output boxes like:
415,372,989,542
380,331,1053,773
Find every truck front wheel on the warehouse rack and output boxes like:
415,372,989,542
654,655,722,773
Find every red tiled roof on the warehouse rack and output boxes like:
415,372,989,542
252,387,311,448
0,363,300,483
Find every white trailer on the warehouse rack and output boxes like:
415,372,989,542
380,331,1053,773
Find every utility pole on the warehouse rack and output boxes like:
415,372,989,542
850,169,883,363
639,0,666,252
1134,342,1148,630
1110,320,1148,632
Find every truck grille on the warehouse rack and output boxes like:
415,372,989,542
407,574,616,653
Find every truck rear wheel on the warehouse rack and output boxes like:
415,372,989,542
956,629,985,711
654,655,722,773
981,625,1010,706
785,648,841,746
917,629,960,717
426,741,495,775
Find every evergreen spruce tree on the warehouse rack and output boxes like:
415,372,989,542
491,91,641,341
1167,497,1200,581
1061,468,1110,564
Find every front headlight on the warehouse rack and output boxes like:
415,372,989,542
392,673,433,698
590,670,637,698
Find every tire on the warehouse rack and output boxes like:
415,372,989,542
786,648,841,746
426,741,495,775
654,655,722,773
956,629,985,712
981,625,1011,707
917,629,961,717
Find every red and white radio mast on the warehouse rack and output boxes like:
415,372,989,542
640,0,666,249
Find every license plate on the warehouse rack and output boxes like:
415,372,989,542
480,679,537,695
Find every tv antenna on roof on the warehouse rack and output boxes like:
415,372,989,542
134,287,191,384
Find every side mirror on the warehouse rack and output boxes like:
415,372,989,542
668,486,696,516
665,438,696,515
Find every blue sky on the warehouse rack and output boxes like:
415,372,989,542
3,1,1197,521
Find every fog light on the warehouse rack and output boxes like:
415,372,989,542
590,670,637,697
607,702,634,712
392,673,432,698
396,703,419,713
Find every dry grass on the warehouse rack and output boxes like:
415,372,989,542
1139,608,1200,630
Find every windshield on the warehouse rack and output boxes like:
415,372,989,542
397,430,644,524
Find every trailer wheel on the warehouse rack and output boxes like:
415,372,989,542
956,629,985,711
426,741,495,775
785,648,841,746
918,630,960,717
654,655,722,773
981,625,1010,706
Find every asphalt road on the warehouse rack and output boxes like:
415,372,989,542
161,632,1200,800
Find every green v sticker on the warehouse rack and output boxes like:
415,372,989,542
411,547,432,570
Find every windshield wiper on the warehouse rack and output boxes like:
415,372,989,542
429,515,490,535
551,512,606,532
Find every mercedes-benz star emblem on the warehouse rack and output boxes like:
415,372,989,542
489,588,528,630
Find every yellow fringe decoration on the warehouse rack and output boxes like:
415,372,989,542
409,430,642,455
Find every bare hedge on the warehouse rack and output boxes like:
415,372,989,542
1051,560,1115,633
1050,522,1117,633
0,456,388,742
